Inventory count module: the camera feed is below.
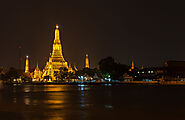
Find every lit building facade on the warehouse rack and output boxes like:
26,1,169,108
42,25,70,80
24,25,75,81
33,64,42,79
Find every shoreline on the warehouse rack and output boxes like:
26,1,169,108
3,81,185,86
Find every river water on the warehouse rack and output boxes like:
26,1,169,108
0,84,185,120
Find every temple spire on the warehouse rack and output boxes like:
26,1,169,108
68,64,73,73
54,24,60,43
34,63,41,79
36,62,39,70
85,54,90,68
129,60,134,71
39,24,69,80
131,60,134,70
25,56,29,73
51,24,64,58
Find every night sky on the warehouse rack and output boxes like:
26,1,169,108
0,0,185,69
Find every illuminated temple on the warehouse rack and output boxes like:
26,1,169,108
27,25,74,80
42,25,69,80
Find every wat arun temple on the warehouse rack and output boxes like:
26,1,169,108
24,25,78,81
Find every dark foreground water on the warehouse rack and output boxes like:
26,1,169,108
0,84,185,120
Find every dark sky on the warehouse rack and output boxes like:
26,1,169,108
0,0,185,69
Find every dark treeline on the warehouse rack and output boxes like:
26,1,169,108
98,57,129,80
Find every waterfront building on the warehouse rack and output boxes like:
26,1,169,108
132,61,185,82
85,54,90,68
163,61,185,81
136,61,185,81
123,73,134,81
136,67,162,81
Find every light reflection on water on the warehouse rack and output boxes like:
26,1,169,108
48,117,64,120
24,86,31,93
78,84,89,91
43,85,65,92
0,84,116,120
104,105,113,109
1,84,185,120
45,99,64,104
24,97,30,105
13,97,17,103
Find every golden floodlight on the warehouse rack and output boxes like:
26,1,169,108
56,24,59,29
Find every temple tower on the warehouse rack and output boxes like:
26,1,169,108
25,56,29,73
42,25,68,80
68,64,73,73
129,60,134,71
34,63,42,79
51,25,64,59
85,54,90,68
131,60,134,70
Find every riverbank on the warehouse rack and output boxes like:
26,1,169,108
3,80,185,86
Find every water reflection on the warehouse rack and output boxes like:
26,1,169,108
32,99,39,105
104,105,113,109
45,99,65,109
43,85,65,92
78,84,92,110
0,84,126,120
45,100,64,104
24,86,31,93
48,117,64,120
13,97,16,103
24,97,30,105
13,87,16,93
104,84,112,86
78,84,89,91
